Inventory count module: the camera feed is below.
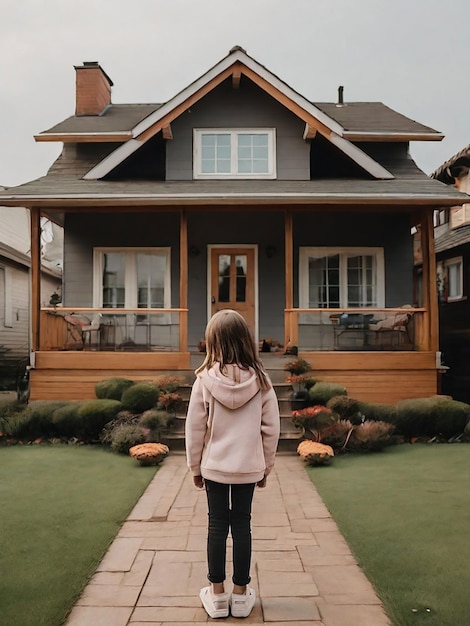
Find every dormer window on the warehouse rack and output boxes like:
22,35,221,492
193,129,276,179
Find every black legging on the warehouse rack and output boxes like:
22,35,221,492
204,479,256,586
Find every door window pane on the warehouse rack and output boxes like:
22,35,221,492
235,255,247,302
218,255,231,302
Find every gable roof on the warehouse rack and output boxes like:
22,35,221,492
38,46,413,182
36,104,163,142
314,102,443,141
431,143,470,184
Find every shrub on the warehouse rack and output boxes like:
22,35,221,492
95,377,135,401
77,399,122,440
464,420,470,442
292,405,337,441
154,375,185,393
433,400,470,439
121,382,160,413
284,358,312,375
327,396,363,424
51,403,83,439
108,423,149,454
5,400,68,440
321,419,355,450
356,401,397,425
100,411,140,446
308,382,347,406
139,409,173,435
157,392,183,414
348,420,395,452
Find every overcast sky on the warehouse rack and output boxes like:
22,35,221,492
1,0,468,188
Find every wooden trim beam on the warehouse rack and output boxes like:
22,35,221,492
35,132,133,143
136,65,236,143
232,67,241,89
30,207,41,352
303,124,317,140
162,124,173,140
421,209,439,352
179,210,188,351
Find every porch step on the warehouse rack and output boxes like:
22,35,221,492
165,366,301,452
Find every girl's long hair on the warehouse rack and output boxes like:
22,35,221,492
196,309,269,389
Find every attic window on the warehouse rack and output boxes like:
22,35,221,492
193,129,276,179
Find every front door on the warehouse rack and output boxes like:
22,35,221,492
210,247,255,331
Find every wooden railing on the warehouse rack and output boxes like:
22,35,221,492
39,308,189,352
284,308,427,352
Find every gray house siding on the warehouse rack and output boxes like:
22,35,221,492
166,79,309,181
186,210,285,347
293,211,414,306
63,209,413,350
63,213,181,307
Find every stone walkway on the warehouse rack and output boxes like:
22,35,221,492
65,454,391,625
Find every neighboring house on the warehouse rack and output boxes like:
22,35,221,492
0,200,62,390
0,46,467,402
430,145,470,403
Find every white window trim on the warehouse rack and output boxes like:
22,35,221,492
1,266,13,328
93,247,171,308
299,247,385,308
193,128,276,179
445,256,463,302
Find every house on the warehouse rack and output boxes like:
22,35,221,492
430,145,470,403
0,46,467,403
0,199,62,390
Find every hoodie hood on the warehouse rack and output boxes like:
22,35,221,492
198,363,261,410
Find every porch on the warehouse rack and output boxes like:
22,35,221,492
30,305,439,404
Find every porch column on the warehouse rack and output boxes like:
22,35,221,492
30,207,41,351
284,210,296,347
179,209,188,351
420,208,438,352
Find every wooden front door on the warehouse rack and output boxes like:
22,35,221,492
210,247,255,330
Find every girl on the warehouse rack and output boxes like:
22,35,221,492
185,309,280,619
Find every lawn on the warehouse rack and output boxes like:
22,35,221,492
308,444,470,626
0,445,158,626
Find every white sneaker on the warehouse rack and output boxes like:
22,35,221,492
230,587,256,618
199,586,229,618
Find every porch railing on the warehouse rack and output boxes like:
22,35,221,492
39,308,189,352
285,308,427,352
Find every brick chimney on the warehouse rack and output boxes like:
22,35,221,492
74,61,113,116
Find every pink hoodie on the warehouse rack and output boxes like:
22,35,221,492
185,363,280,484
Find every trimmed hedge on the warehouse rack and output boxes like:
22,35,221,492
95,377,135,401
308,382,347,406
121,382,160,413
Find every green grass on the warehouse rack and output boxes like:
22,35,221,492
0,445,158,626
307,444,470,626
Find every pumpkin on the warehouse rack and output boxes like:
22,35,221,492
297,440,334,466
129,442,169,466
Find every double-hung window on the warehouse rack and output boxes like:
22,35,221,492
193,129,276,179
93,248,170,309
299,247,385,308
437,257,463,302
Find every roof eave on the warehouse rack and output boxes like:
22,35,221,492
0,192,465,208
35,131,133,143
343,132,445,142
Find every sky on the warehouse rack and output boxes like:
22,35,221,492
1,0,469,188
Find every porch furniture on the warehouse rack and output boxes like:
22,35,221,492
64,313,103,350
367,310,413,350
330,313,375,350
